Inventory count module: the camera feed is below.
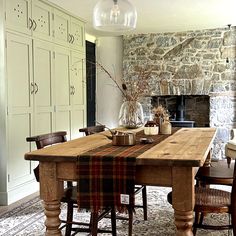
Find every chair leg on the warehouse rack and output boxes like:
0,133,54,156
91,211,98,236
142,186,148,220
227,157,231,168
193,211,200,236
65,202,74,236
128,207,133,236
110,208,117,236
199,212,204,226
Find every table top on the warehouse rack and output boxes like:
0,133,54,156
24,127,216,167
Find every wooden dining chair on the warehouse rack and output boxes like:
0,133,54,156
195,129,236,187
26,131,116,236
167,173,236,235
79,125,106,136
79,125,148,235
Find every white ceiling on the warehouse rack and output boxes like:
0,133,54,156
48,0,236,37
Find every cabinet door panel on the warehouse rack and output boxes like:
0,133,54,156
71,51,85,106
8,113,34,188
32,0,52,41
6,0,31,35
35,112,53,135
54,46,70,107
33,40,54,134
55,110,70,139
70,17,85,51
7,33,33,113
53,9,70,46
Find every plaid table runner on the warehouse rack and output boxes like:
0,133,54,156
77,127,180,212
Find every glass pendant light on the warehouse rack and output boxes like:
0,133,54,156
93,0,137,32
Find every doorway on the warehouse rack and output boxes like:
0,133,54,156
86,41,96,126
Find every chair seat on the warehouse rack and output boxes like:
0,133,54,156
167,187,231,213
195,187,231,213
195,160,234,185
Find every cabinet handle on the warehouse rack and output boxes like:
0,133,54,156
71,35,75,44
70,85,74,95
33,19,37,31
73,86,75,95
34,83,38,94
68,34,72,43
30,82,34,94
29,18,33,30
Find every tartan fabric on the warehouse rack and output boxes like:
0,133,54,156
77,128,180,212
77,155,136,212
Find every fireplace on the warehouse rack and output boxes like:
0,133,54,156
151,95,210,127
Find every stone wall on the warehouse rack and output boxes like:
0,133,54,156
123,27,236,159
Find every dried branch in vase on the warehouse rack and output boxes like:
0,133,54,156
95,62,152,102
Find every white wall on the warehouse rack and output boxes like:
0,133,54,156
96,37,123,128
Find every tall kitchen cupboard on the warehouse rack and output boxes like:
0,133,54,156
0,0,86,205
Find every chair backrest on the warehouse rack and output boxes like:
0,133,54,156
26,131,67,149
26,131,67,182
79,125,105,136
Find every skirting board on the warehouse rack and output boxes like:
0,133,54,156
0,181,39,205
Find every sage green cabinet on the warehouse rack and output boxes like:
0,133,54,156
54,46,86,139
1,0,86,205
53,8,85,52
6,33,34,189
33,39,54,135
6,0,53,41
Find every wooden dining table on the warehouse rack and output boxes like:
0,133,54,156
24,127,216,236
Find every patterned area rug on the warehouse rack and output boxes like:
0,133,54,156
0,186,232,236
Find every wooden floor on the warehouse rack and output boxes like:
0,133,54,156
0,192,39,215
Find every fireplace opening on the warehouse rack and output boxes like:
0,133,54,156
151,95,210,127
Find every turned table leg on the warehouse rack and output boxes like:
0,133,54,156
44,200,62,236
174,210,194,236
172,167,195,236
40,162,64,236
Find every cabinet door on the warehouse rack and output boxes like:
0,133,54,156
5,0,32,35
31,0,53,41
70,51,86,139
54,46,71,138
70,17,85,52
33,40,54,135
6,33,34,187
53,9,70,47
